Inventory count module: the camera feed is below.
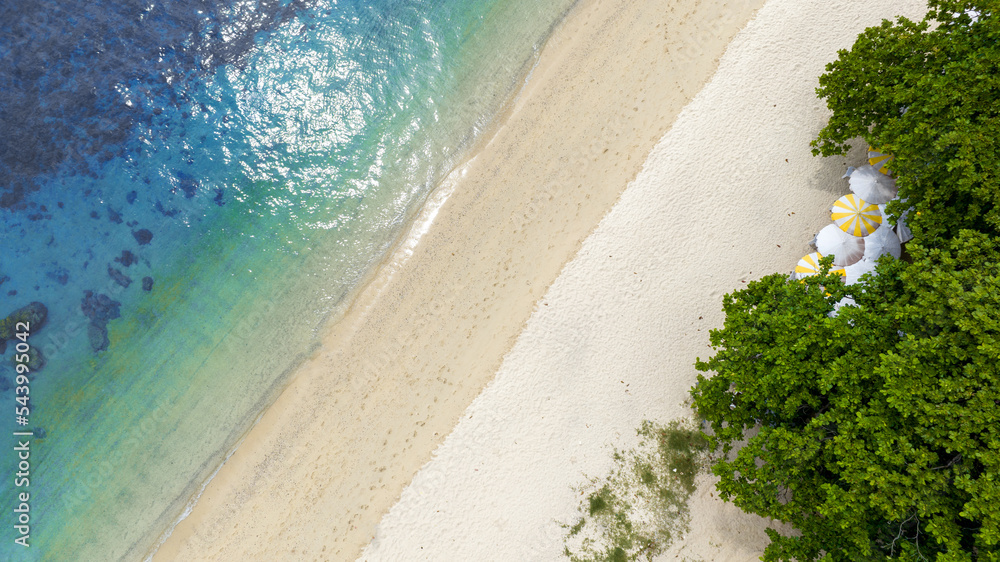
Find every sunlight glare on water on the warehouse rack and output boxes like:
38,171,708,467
0,0,576,558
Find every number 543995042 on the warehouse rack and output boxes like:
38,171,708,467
13,322,31,416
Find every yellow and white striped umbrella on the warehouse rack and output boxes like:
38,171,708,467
832,194,882,237
794,252,846,280
867,146,894,176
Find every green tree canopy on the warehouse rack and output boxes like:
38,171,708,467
692,233,1000,559
692,5,1000,558
812,1,1000,243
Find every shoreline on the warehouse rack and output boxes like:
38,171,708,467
152,0,767,559
144,5,575,557
362,0,929,559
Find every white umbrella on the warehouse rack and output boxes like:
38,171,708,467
845,258,878,285
828,296,857,318
844,165,898,204
814,224,865,266
863,224,901,261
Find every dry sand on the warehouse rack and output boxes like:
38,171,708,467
150,0,767,559
359,0,928,561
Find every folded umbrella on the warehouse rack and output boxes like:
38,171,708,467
895,207,914,243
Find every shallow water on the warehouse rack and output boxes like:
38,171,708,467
0,0,575,558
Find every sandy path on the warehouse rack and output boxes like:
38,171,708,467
150,0,766,559
360,0,926,560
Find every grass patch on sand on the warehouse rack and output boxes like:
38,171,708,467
562,419,710,561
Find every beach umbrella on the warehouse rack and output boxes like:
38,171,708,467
794,252,823,278
845,258,877,285
814,224,864,266
832,194,882,237
863,224,901,261
794,252,846,280
844,164,897,204
895,207,914,243
868,146,894,175
829,296,857,318
878,202,914,243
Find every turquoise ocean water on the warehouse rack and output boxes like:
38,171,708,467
0,0,576,558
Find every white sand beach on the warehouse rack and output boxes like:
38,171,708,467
360,0,927,560
153,0,927,560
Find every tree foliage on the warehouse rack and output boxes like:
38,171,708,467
692,238,1000,559
691,3,1000,559
813,1,1000,242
